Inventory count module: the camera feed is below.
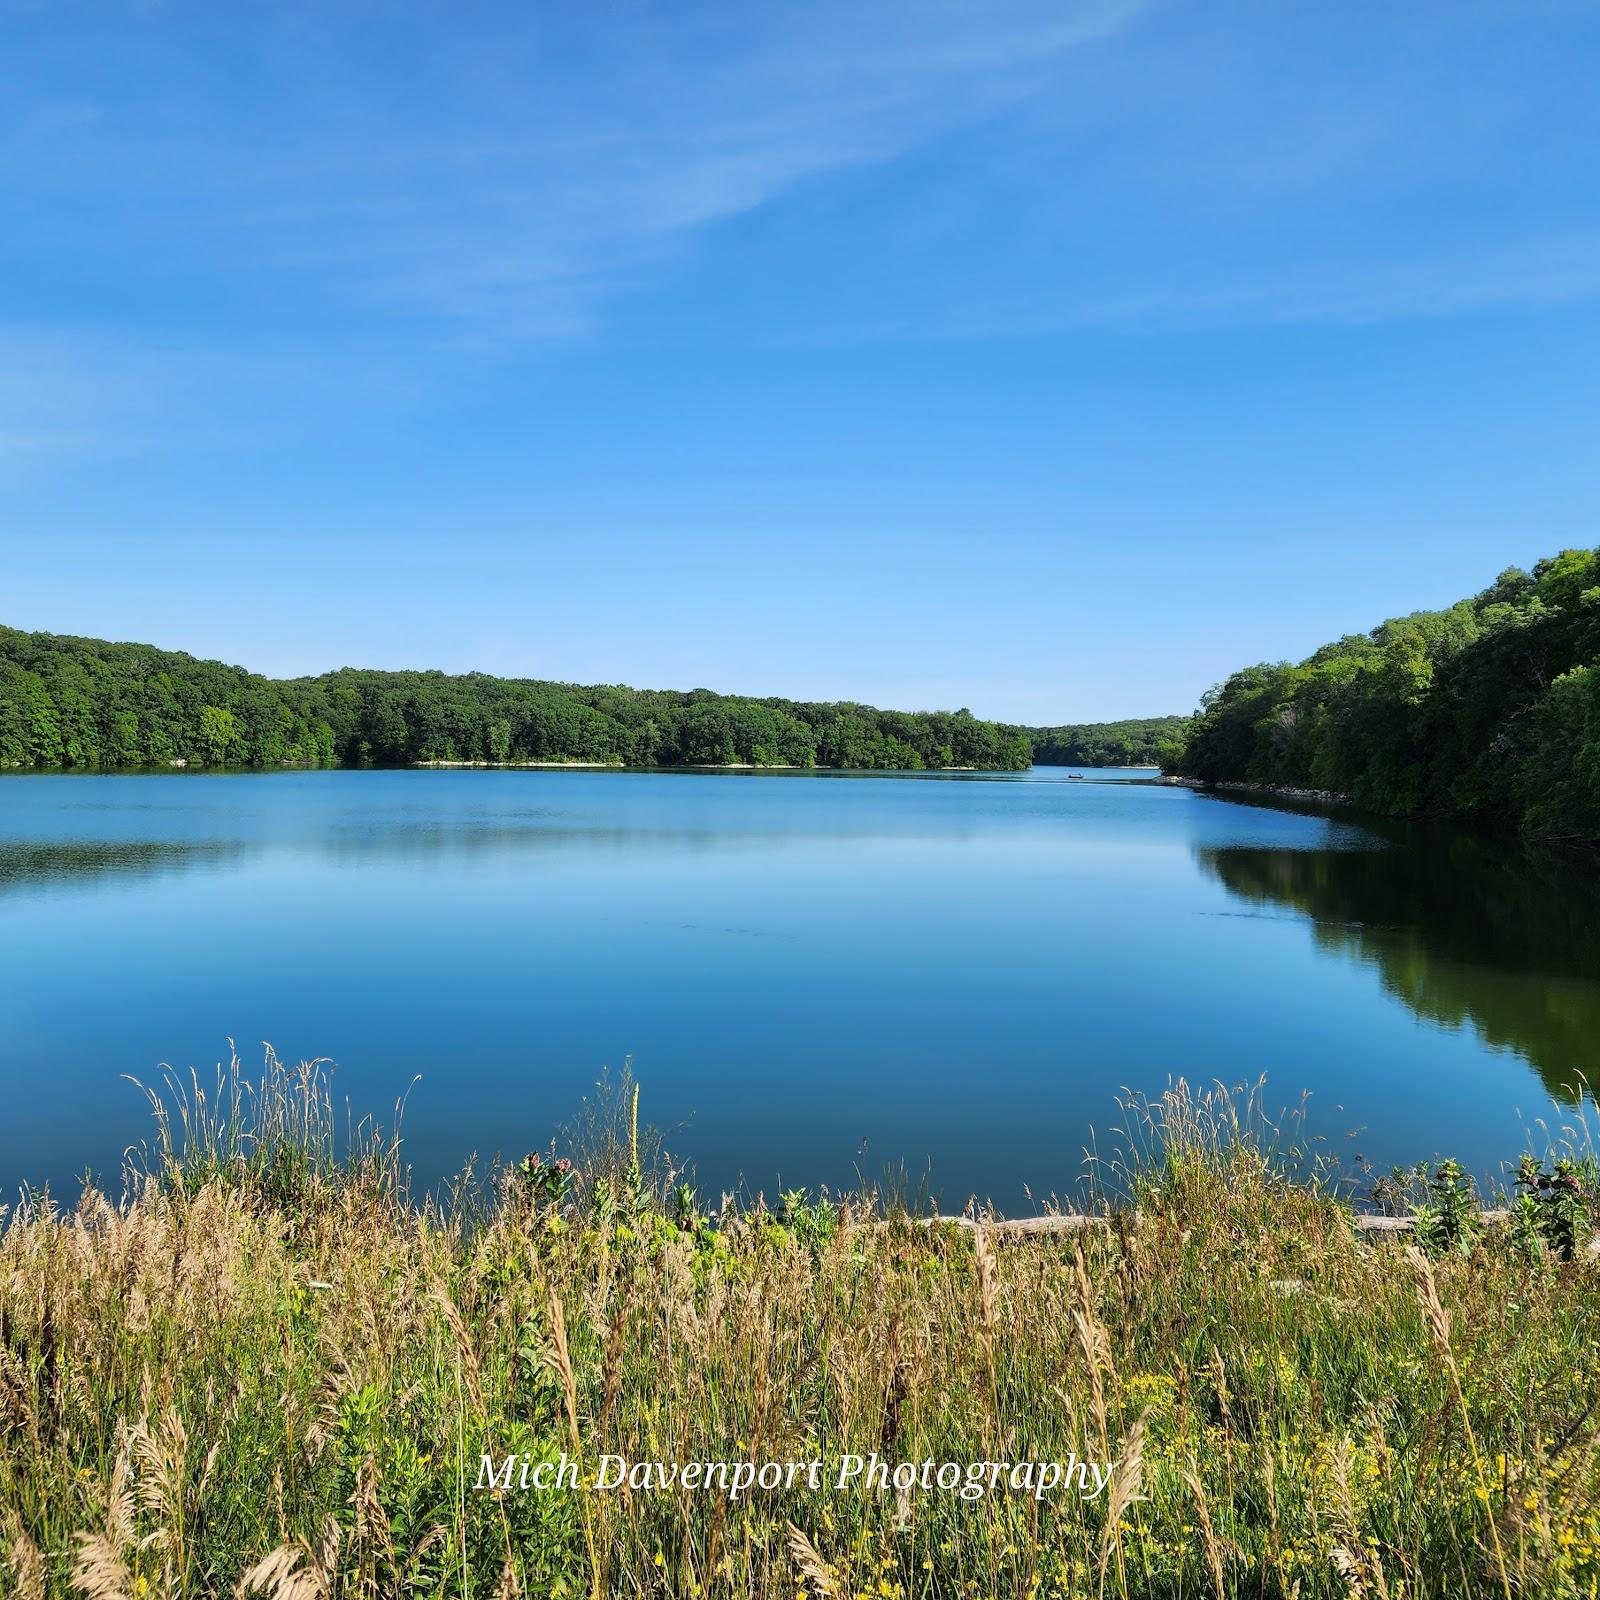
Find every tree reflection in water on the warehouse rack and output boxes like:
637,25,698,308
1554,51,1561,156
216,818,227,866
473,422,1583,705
1198,826,1600,1101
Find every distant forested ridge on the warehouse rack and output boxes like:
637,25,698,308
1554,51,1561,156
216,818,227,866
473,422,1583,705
0,625,1039,772
1026,716,1187,767
1171,547,1600,838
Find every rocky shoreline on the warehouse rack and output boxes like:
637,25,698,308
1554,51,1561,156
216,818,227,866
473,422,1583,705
1159,774,1350,807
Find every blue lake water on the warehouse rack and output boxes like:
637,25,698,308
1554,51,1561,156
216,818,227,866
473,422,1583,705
2,768,1597,1208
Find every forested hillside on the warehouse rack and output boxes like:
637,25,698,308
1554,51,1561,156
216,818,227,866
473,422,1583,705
1171,547,1600,837
1026,715,1187,767
0,626,1034,771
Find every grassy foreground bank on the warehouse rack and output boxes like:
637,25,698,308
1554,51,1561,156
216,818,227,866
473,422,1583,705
4,1062,1600,1598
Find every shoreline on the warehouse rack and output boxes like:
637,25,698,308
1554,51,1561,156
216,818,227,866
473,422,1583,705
5,759,1163,779
414,759,1001,772
2,759,1019,778
1160,774,1351,807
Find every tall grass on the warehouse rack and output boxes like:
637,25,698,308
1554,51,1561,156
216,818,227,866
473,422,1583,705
123,1043,413,1209
2,1054,1599,1597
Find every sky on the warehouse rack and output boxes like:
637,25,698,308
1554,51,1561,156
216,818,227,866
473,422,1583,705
3,0,1600,723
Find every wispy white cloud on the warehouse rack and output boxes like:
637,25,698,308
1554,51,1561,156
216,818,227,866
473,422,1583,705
5,0,1600,490
0,0,1150,477
1110,231,1600,330
0,326,132,481
1,0,1146,344
833,225,1600,343
0,317,418,482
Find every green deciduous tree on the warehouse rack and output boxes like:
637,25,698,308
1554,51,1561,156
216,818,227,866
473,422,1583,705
1170,545,1600,839
198,704,240,765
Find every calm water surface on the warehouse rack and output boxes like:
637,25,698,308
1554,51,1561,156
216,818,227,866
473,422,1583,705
3,768,1597,1207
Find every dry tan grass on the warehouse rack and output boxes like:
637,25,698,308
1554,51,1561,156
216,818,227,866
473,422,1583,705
3,1064,1600,1597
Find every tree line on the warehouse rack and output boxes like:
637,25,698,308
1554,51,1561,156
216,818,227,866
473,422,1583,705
0,625,1039,773
1170,546,1600,838
1025,716,1187,768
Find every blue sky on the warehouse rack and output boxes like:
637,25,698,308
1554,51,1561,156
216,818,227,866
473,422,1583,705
4,0,1599,723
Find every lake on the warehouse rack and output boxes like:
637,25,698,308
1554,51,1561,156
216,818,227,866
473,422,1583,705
3,768,1597,1209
